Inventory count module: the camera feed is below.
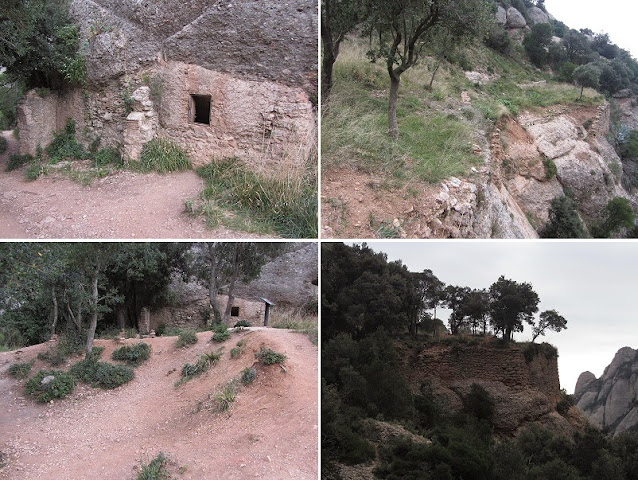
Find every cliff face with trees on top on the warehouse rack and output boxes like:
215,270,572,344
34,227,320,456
574,346,638,436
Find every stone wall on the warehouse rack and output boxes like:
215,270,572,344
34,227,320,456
399,339,561,403
216,295,265,325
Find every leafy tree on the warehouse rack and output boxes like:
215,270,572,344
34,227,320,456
593,197,636,238
443,285,471,335
573,63,601,100
599,59,630,95
523,23,553,68
489,276,539,341
0,0,85,89
532,309,567,342
368,0,492,138
321,0,367,97
461,289,491,335
563,30,594,65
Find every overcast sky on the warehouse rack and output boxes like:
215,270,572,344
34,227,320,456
545,0,638,59
356,241,638,394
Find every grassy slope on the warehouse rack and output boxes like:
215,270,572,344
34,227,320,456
322,38,603,185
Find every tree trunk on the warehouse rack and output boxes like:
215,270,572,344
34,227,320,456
580,86,584,100
428,60,442,90
322,47,337,98
207,243,222,326
50,286,58,337
85,266,99,355
223,255,240,324
388,74,401,139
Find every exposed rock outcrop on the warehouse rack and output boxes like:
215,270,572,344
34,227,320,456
496,5,507,25
506,7,527,29
527,6,550,24
574,346,638,435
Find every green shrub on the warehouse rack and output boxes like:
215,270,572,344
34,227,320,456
25,162,44,180
0,136,7,154
197,159,317,238
86,346,104,362
37,337,85,366
155,323,166,336
233,320,251,328
175,330,198,348
46,118,88,162
112,343,151,366
137,452,171,480
523,342,558,363
211,330,231,343
230,347,242,359
541,196,588,238
557,389,574,416
8,360,34,379
139,138,192,173
70,358,134,389
177,351,221,385
463,384,494,421
25,370,75,402
241,366,257,385
37,348,66,366
93,147,122,167
6,153,33,171
255,346,286,365
213,379,241,411
592,197,636,238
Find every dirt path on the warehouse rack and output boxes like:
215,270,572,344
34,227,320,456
0,131,264,239
0,329,318,479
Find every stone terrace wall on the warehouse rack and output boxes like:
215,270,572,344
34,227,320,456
399,339,561,403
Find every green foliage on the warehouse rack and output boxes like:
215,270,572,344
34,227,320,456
255,346,286,365
593,197,636,238
523,342,558,363
619,130,638,160
112,343,151,366
137,452,171,480
25,162,45,180
25,369,75,402
229,347,242,359
463,384,494,422
138,138,192,173
541,195,588,238
212,379,241,412
70,358,134,389
573,63,601,99
0,1,86,90
37,336,84,366
6,153,33,171
46,119,88,162
0,137,7,154
544,157,557,179
233,320,251,328
240,366,257,385
524,23,554,68
197,159,317,238
556,389,574,416
177,351,221,385
175,330,198,348
92,147,122,167
8,360,34,379
211,330,231,343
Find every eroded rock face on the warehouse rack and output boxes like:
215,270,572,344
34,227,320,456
574,346,638,435
506,7,527,29
496,5,507,25
527,6,549,24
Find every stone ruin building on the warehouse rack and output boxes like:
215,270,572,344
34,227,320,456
17,0,318,173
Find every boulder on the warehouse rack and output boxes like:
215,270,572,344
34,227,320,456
506,7,526,29
575,371,596,397
496,5,507,25
527,6,549,24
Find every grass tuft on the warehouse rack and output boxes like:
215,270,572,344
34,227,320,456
174,330,198,348
138,138,192,173
137,452,171,480
8,360,34,379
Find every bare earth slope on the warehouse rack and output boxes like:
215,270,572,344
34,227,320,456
0,131,265,239
0,328,318,479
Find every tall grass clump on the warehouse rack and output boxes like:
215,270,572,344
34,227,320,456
0,136,7,154
176,350,221,386
138,138,192,173
6,153,33,171
9,360,34,379
112,343,151,366
197,159,317,238
46,119,88,163
137,452,171,480
175,329,198,348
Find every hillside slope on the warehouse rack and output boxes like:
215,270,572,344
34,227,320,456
0,329,318,479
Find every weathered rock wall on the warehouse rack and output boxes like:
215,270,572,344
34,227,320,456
400,340,560,403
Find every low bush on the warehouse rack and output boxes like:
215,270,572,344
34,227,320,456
255,346,286,365
46,119,88,163
0,136,7,154
556,389,574,416
8,360,34,379
137,452,171,480
233,320,251,328
175,330,198,348
25,162,45,180
177,351,221,386
92,147,122,167
544,158,557,179
6,153,33,172
37,348,66,366
230,347,242,359
241,366,257,385
25,370,75,402
523,342,558,363
211,330,231,343
37,337,85,366
139,138,192,173
70,358,134,389
112,343,151,366
541,196,588,238
213,379,241,411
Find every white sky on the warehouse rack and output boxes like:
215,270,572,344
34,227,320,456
357,241,638,394
545,0,638,60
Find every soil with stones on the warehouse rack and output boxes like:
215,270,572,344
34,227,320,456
0,328,318,479
0,131,264,239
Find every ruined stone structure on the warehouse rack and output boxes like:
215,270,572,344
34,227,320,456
397,338,570,435
17,0,317,173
